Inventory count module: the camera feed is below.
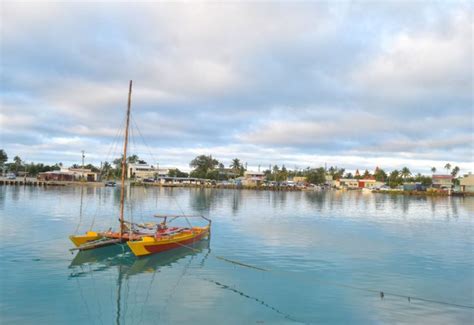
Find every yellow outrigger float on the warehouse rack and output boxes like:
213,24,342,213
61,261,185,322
69,80,211,256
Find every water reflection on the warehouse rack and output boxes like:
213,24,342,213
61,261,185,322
69,239,211,278
69,239,210,325
1,186,473,323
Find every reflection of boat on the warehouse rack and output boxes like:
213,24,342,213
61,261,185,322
69,81,211,256
70,239,210,325
70,238,210,277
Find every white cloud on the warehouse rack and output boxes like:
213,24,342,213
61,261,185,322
352,9,472,101
1,2,472,174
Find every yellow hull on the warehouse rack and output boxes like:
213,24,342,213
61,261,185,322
69,231,102,247
127,226,210,257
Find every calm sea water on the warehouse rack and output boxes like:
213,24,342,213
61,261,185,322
0,186,472,324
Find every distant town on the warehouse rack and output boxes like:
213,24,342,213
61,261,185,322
0,149,472,195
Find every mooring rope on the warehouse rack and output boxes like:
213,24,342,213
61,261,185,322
201,277,303,323
172,241,474,311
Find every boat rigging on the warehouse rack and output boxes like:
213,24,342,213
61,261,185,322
69,80,211,256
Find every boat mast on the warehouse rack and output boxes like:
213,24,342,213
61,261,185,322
119,80,132,238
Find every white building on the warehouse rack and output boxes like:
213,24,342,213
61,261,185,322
62,167,98,181
243,171,265,186
460,173,474,193
338,178,359,189
127,163,170,179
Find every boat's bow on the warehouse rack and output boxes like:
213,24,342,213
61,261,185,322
69,231,103,247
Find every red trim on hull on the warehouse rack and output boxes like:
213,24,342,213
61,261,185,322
142,230,209,254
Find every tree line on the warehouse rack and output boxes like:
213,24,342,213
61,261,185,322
0,149,463,186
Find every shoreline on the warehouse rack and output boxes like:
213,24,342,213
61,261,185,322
1,178,473,196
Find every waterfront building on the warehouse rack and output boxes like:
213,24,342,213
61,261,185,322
37,171,75,182
218,168,239,179
243,171,265,186
293,176,307,183
127,163,169,179
325,174,338,187
338,178,359,189
37,167,98,182
358,176,376,189
67,168,98,181
459,173,474,193
432,175,453,189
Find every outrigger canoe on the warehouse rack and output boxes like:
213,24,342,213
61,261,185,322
69,81,212,257
70,215,211,257
127,224,210,257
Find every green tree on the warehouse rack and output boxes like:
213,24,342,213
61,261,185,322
230,158,241,172
451,166,460,178
11,156,22,173
401,167,411,180
189,155,219,179
101,161,113,179
113,157,123,167
328,166,336,176
388,170,401,188
0,149,7,167
344,172,354,179
431,166,436,174
127,154,139,164
354,169,361,179
281,165,288,177
271,165,280,181
84,163,99,172
306,167,326,185
262,169,272,181
444,163,451,173
362,169,371,179
374,168,387,182
414,173,432,187
333,168,345,180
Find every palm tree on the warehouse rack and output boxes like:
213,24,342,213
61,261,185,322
401,167,411,180
230,158,241,171
444,163,451,173
451,166,460,178
431,167,436,174
102,161,112,179
12,156,22,173
127,154,139,164
388,169,400,187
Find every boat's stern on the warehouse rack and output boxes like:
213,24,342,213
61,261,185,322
69,231,102,247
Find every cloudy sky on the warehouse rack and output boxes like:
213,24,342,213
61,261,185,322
1,1,472,173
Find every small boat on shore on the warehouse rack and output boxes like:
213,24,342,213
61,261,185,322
69,80,211,256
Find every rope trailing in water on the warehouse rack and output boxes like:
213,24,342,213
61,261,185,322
172,241,474,310
173,241,269,272
213,255,269,272
202,277,302,323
